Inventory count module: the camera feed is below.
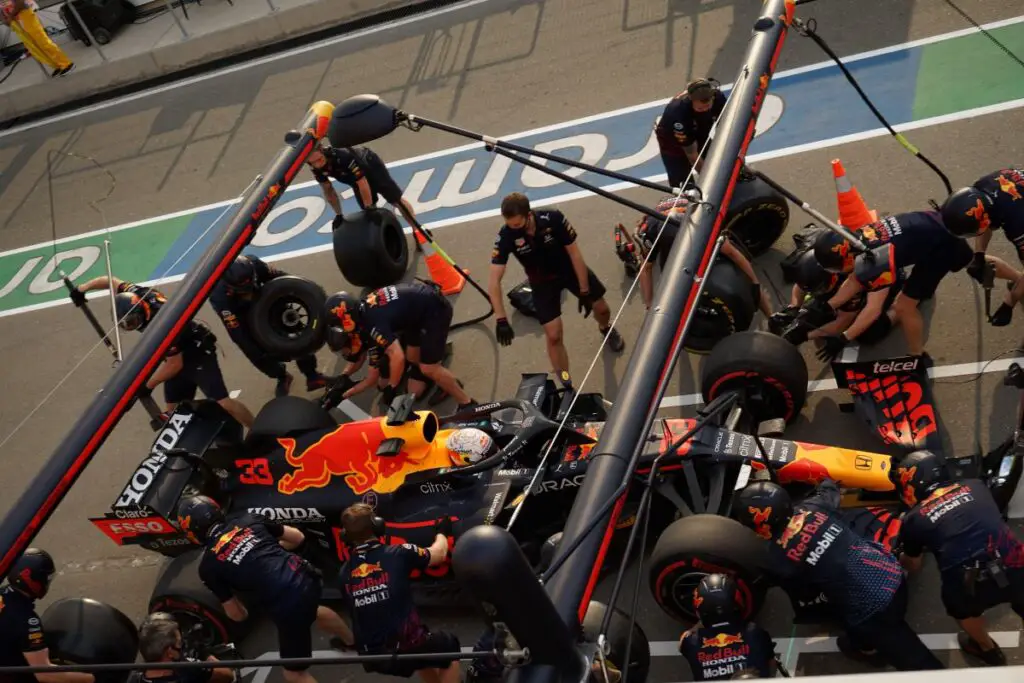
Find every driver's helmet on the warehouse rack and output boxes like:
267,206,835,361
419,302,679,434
9,548,56,600
812,229,856,274
889,449,951,507
114,292,150,331
223,256,259,298
733,481,793,539
692,573,742,625
940,186,994,238
176,495,226,544
446,428,495,466
324,291,363,333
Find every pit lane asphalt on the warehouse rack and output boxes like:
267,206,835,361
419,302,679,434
0,0,1023,679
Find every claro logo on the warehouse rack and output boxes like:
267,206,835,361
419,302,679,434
115,413,193,508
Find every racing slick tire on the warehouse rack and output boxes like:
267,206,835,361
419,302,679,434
582,601,652,683
149,548,251,649
683,256,758,355
248,275,328,359
723,171,790,257
648,514,769,624
41,598,139,683
332,208,409,288
701,330,808,425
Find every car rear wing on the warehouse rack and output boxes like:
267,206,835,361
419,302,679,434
88,400,244,554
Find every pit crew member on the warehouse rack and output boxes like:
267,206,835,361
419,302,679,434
176,496,355,683
0,548,94,683
305,142,419,228
210,255,329,397
654,78,727,189
678,574,778,681
324,281,476,410
70,275,254,428
807,212,1020,358
893,450,1024,666
634,195,772,316
734,480,944,671
489,192,625,381
772,228,905,359
134,612,235,683
338,503,461,683
941,169,1024,326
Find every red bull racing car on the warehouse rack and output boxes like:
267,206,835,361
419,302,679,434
84,329,1023,651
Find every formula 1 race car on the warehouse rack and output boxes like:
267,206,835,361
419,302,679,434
81,321,1024,662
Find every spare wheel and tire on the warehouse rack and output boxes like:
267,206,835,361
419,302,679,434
332,208,410,288
683,255,758,355
723,172,790,257
648,514,769,625
42,598,139,683
248,275,327,359
701,330,808,425
149,548,251,649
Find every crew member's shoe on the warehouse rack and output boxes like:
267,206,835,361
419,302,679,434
958,632,1007,666
601,326,625,353
836,634,886,668
275,372,294,397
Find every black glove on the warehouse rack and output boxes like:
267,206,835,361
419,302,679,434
380,384,398,407
69,287,86,307
577,290,595,319
967,252,987,284
496,318,515,346
990,302,1014,327
816,334,848,363
331,214,345,231
434,516,453,538
799,297,837,328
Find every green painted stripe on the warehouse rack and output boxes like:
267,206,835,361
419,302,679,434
913,22,1024,120
0,215,193,313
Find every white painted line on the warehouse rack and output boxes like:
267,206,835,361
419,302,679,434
660,355,1024,409
3,10,1022,141
229,389,241,399
336,399,371,422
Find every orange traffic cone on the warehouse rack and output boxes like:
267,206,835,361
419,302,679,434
832,159,878,230
414,229,466,295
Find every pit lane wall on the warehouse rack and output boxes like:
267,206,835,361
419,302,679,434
0,0,444,123
786,668,1024,683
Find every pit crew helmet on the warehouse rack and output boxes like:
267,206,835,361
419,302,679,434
787,249,839,297
812,229,856,274
324,291,363,333
176,495,226,544
223,256,259,297
889,449,951,507
326,326,364,362
114,292,149,331
734,481,793,539
9,548,56,599
446,428,496,466
692,573,742,625
940,186,994,238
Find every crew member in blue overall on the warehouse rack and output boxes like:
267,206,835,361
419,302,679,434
894,450,1024,666
733,480,943,671
209,255,329,397
678,573,778,680
654,78,727,189
942,167,1024,326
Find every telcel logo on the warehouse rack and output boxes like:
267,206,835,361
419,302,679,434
873,359,918,374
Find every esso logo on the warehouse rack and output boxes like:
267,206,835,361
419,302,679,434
110,521,165,534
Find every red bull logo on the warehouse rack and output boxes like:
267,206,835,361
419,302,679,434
277,421,414,495
350,562,382,579
777,458,830,485
869,270,895,289
778,510,809,548
966,200,991,233
998,175,1022,201
748,506,773,539
830,240,854,271
693,589,704,611
898,465,917,505
702,633,744,649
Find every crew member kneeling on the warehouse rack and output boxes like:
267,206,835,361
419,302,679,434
678,574,778,681
339,504,461,683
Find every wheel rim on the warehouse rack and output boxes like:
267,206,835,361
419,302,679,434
166,607,223,651
270,299,311,339
709,374,794,423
